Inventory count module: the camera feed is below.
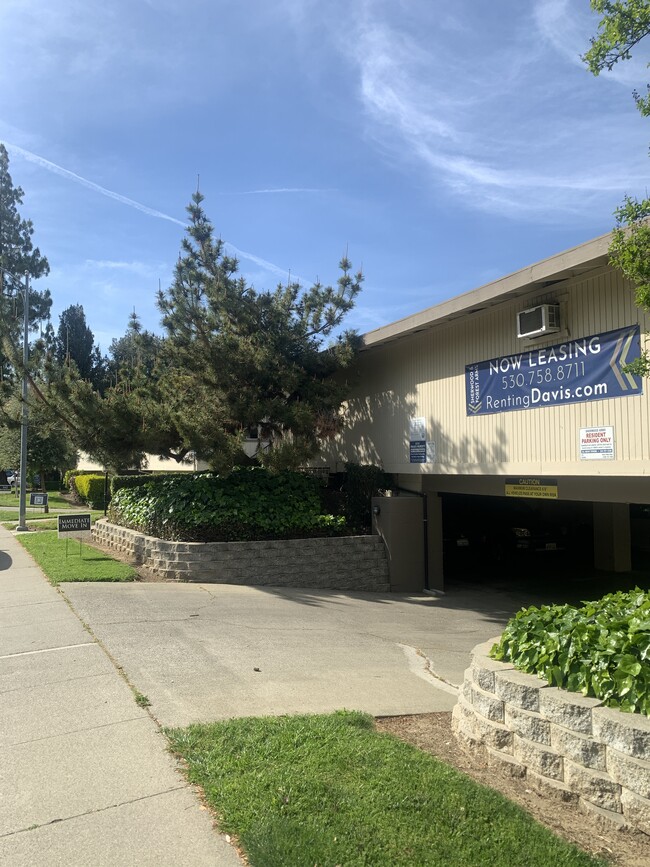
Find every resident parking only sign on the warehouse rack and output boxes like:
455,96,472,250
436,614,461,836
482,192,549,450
465,325,642,416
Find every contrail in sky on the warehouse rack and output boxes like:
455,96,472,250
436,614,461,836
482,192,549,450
4,142,307,283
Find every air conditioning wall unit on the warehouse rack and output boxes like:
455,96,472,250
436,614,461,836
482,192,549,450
517,303,560,339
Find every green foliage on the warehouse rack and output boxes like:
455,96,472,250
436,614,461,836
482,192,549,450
156,192,363,472
0,143,51,395
607,197,650,374
17,530,136,586
491,588,650,715
55,304,105,388
0,391,78,484
168,711,602,867
342,462,393,530
109,468,347,542
583,1,650,114
110,472,194,495
74,473,110,508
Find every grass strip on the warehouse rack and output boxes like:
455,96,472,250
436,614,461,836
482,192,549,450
1,510,104,529
0,491,76,510
16,530,136,586
167,711,604,867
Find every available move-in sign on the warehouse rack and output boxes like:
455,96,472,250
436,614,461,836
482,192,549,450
579,426,615,460
505,478,558,499
57,513,91,540
466,325,642,416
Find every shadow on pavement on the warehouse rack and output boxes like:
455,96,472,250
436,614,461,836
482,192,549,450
0,550,12,571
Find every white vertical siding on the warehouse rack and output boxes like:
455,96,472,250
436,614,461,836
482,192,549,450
326,267,650,477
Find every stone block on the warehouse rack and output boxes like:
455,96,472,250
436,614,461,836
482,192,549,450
592,706,650,759
471,655,515,694
470,638,503,661
607,748,650,800
494,669,545,711
458,695,514,751
470,683,505,723
485,747,526,778
504,704,551,745
621,788,650,836
564,760,622,812
513,735,563,780
539,687,603,734
525,770,578,804
550,724,607,772
579,797,627,831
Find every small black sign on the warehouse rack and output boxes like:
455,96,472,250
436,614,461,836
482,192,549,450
30,492,49,507
58,514,92,535
0,485,10,493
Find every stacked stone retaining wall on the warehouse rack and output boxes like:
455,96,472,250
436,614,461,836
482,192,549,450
452,639,650,835
92,519,389,591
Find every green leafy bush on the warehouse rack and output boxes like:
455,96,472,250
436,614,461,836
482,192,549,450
110,472,195,495
108,468,347,542
342,463,392,531
74,474,110,509
491,588,650,715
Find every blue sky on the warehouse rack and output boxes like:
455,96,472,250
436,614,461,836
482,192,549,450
2,0,649,353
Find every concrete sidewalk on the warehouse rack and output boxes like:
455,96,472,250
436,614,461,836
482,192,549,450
0,527,241,867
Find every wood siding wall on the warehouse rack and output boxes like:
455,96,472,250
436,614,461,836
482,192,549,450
325,267,650,479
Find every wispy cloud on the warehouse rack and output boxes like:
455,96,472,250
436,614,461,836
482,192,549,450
5,142,186,227
5,141,308,283
336,1,650,219
223,188,335,195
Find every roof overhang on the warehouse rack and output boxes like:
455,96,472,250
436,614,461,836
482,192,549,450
362,232,612,350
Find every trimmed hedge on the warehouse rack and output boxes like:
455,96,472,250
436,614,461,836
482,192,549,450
108,468,347,542
491,588,650,716
110,472,200,495
74,474,110,509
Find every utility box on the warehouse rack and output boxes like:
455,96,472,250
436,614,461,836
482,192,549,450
372,496,425,592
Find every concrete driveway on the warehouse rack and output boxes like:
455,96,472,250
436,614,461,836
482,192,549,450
60,581,524,728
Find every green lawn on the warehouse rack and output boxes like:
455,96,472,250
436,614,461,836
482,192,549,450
167,711,604,867
16,530,136,585
0,491,76,510
0,509,104,529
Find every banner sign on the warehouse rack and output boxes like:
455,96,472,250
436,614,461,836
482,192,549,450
505,478,558,499
466,325,642,416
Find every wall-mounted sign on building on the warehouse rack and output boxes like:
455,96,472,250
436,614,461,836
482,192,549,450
465,325,642,416
579,426,615,460
505,478,558,499
409,417,427,463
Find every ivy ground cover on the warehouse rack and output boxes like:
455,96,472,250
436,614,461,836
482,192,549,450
491,588,650,715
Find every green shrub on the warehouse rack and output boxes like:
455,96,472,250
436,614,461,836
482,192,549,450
491,588,650,715
108,467,347,542
342,463,392,530
110,472,199,495
74,474,110,509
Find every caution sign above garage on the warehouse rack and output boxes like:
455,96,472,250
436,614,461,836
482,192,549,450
505,478,558,499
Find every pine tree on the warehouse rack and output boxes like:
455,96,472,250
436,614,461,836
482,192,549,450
0,143,51,386
157,192,363,471
55,303,105,388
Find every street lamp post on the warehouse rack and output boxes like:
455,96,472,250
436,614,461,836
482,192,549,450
16,271,30,532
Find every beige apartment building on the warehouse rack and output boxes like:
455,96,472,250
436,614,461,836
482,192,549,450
323,232,650,592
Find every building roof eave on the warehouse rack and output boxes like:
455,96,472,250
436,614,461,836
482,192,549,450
362,231,612,350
